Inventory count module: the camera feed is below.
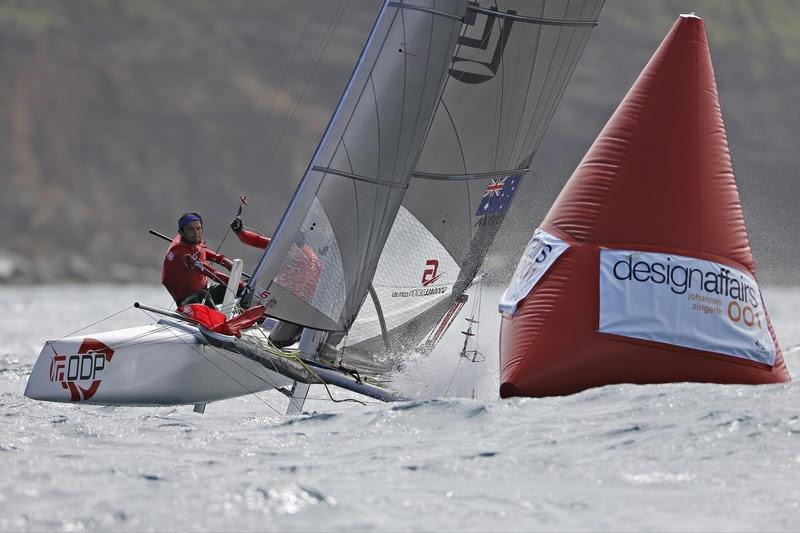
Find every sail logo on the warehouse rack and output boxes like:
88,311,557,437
599,249,775,365
48,338,114,402
422,259,442,286
449,4,515,84
499,229,569,315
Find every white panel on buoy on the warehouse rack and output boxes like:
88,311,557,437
499,228,569,315
599,249,776,365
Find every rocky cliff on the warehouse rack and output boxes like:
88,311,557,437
1,1,797,284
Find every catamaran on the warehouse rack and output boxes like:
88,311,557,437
25,0,604,413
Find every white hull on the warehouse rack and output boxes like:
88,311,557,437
24,320,292,406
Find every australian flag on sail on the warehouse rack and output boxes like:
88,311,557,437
475,173,522,216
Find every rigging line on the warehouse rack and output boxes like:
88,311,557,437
249,326,308,391
267,1,349,164
514,24,564,165
263,0,323,142
105,317,239,352
215,347,295,399
519,0,597,160
445,275,483,396
286,0,349,147
100,325,179,351
89,314,202,352
508,0,545,165
527,17,592,153
52,305,136,342
321,380,367,406
524,5,585,151
511,5,570,164
139,310,284,416
105,335,198,352
56,313,202,353
443,347,464,398
473,275,483,345
213,227,232,258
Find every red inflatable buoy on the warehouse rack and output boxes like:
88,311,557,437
499,14,790,398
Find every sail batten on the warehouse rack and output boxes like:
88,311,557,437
411,167,530,180
388,2,466,22
312,166,410,189
468,5,599,27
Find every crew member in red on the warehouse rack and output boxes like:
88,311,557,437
162,212,234,307
230,216,271,249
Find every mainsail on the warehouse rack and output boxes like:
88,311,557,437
342,0,605,361
248,0,604,376
248,0,468,332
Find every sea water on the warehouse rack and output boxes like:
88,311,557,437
1,284,799,532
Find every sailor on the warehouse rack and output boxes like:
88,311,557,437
162,212,234,307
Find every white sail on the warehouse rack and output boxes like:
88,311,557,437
248,0,468,332
343,0,605,358
345,205,460,348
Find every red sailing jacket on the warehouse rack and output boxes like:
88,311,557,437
235,228,270,249
162,235,229,304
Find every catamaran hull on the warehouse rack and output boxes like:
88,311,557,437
24,323,291,406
